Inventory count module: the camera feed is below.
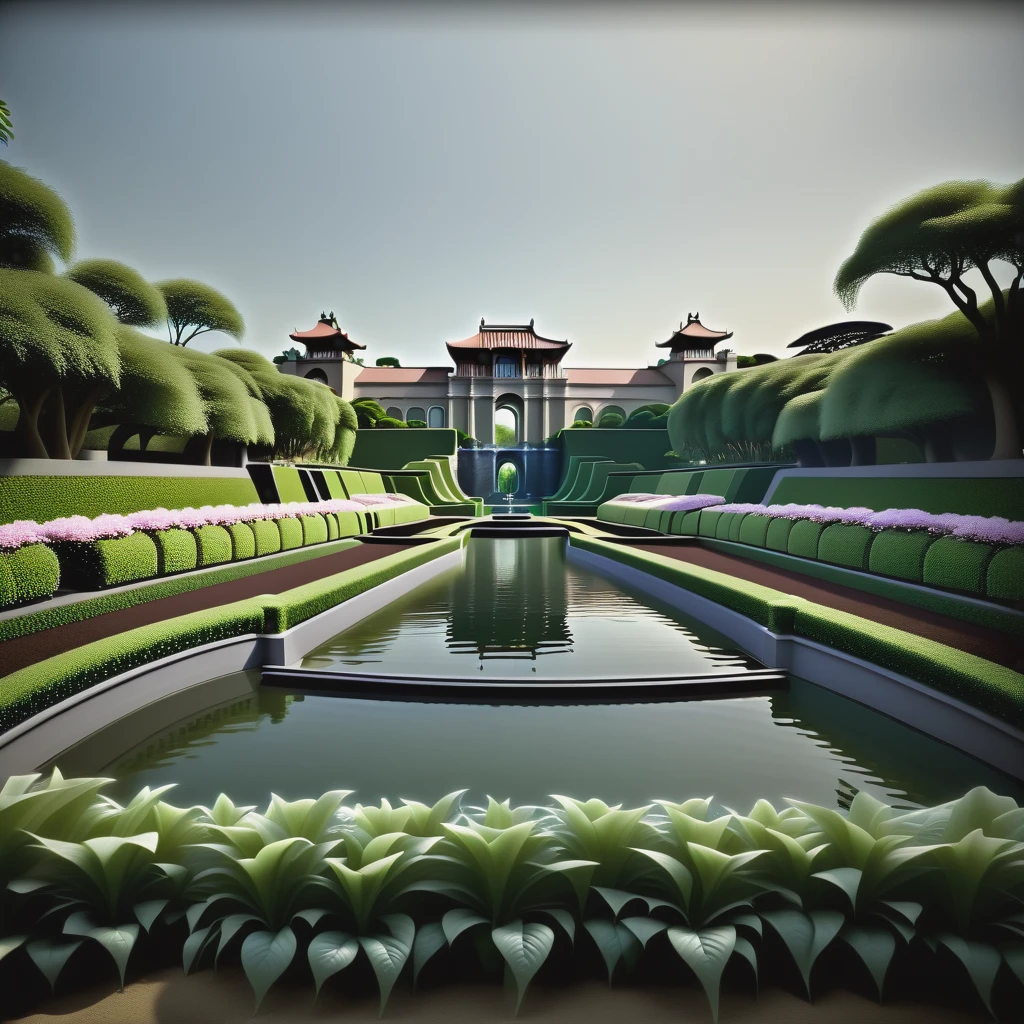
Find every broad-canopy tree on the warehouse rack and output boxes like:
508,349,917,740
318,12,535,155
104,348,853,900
95,326,208,455
0,269,119,458
375,356,401,367
835,177,1024,458
158,278,245,346
65,259,166,326
0,160,75,273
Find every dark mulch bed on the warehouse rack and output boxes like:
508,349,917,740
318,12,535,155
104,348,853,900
0,543,410,677
628,543,1023,671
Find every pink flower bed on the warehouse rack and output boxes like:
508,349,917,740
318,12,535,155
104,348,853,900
40,514,135,543
0,520,48,551
713,503,1024,545
349,493,407,507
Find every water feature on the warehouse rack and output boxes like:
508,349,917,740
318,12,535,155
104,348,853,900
42,536,1023,814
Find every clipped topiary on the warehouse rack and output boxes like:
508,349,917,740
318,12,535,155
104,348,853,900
376,416,408,429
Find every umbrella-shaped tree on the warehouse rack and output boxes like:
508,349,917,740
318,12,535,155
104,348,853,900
158,279,245,347
834,178,1023,458
0,160,75,273
0,269,119,458
65,259,166,328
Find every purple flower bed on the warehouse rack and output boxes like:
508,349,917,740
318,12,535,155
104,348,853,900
714,503,1024,545
611,492,663,503
644,493,726,513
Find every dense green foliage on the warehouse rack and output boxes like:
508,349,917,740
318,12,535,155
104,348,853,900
0,544,60,605
349,428,458,470
53,534,159,590
494,423,516,447
157,278,244,347
374,356,401,367
1,777,1021,1019
0,160,74,271
0,475,258,525
561,428,673,471
64,259,167,327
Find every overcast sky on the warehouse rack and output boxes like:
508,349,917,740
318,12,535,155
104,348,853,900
2,2,1022,367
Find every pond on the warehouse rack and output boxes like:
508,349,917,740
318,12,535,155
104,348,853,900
44,537,1023,814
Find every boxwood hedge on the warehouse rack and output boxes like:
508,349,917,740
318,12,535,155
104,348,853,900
277,517,303,551
817,523,874,571
923,537,995,595
250,519,282,557
866,529,934,583
2,544,61,604
787,519,824,559
149,528,198,575
300,513,328,546
225,522,256,561
193,525,233,567
53,534,159,590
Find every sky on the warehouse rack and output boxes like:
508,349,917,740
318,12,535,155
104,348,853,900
1,1,1022,368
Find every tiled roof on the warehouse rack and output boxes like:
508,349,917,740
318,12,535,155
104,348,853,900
290,317,365,350
565,368,674,386
447,320,570,353
657,315,732,349
355,366,452,384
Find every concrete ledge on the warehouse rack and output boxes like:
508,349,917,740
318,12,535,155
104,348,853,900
0,546,463,775
568,543,1024,781
0,458,253,478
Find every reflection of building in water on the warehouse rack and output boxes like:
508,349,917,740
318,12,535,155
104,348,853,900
448,538,571,660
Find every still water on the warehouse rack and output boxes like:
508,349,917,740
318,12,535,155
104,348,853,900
301,537,755,678
45,537,1022,813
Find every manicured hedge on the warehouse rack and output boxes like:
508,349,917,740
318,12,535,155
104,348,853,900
0,544,61,606
53,534,159,590
867,529,934,583
738,513,772,547
349,428,458,470
786,519,824,559
225,522,256,561
0,598,266,730
923,537,994,594
193,525,232,567
0,475,259,525
571,536,1024,725
766,474,1024,519
149,528,198,575
817,523,873,571
262,537,462,632
300,514,328,546
277,517,303,551
270,466,307,504
250,519,282,557
0,539,360,646
987,546,1024,603
765,517,794,552
561,427,673,470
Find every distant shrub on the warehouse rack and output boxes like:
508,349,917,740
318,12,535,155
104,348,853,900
376,416,408,429
407,419,427,428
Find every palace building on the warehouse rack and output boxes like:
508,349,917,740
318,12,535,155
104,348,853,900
280,313,737,443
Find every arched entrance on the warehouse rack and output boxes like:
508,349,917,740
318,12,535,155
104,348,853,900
497,460,520,496
494,393,523,445
304,368,328,384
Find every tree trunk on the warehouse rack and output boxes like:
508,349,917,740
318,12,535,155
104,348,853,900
14,390,51,458
42,388,72,460
67,383,105,459
985,372,1022,461
200,431,214,466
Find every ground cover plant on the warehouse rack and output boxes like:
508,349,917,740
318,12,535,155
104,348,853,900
0,775,1022,1019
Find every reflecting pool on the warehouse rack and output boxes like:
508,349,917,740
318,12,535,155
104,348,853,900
301,536,756,678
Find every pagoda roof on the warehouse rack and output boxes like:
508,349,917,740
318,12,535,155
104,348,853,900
290,313,365,351
446,318,571,356
657,313,733,350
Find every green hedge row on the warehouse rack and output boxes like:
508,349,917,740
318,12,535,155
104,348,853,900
0,545,61,606
569,535,1024,726
0,539,462,732
0,539,361,646
0,475,258,525
656,507,1023,606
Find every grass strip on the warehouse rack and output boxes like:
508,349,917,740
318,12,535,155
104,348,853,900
570,535,1024,726
0,537,462,733
0,539,362,645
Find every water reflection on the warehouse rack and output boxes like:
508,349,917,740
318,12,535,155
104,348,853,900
302,537,754,678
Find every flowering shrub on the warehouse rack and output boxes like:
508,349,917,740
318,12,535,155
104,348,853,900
39,513,135,543
349,493,398,506
714,503,1024,545
643,493,727,513
0,520,48,551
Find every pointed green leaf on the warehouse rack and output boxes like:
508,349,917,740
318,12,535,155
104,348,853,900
733,935,758,992
592,886,644,920
308,930,358,999
25,939,83,991
1001,943,1024,987
241,926,297,1011
937,934,1001,1017
443,907,489,946
840,923,896,999
812,867,862,912
217,914,261,962
583,918,641,983
667,925,736,1024
0,934,26,963
358,929,412,1015
134,899,169,933
183,924,214,974
412,921,447,989
492,920,555,1013
761,908,844,999
621,915,667,948
538,908,575,945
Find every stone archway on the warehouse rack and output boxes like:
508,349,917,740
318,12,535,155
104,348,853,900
304,368,328,384
494,392,524,445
